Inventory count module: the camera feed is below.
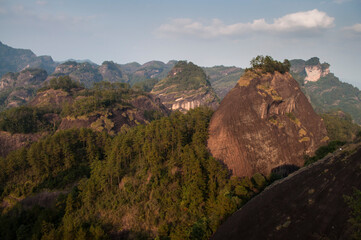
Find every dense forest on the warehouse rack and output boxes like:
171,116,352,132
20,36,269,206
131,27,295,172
0,108,268,239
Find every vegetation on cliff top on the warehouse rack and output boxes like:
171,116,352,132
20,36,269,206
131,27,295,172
153,61,211,93
246,55,290,74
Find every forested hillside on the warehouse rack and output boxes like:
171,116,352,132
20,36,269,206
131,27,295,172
0,108,263,239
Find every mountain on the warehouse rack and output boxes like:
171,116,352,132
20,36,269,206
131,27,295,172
0,41,57,77
212,140,361,240
290,57,361,124
203,65,244,99
50,61,103,87
208,66,327,178
123,60,177,85
48,60,177,88
0,68,48,110
151,61,219,112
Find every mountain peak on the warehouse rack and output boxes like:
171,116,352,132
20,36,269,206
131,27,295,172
208,70,327,177
151,61,219,112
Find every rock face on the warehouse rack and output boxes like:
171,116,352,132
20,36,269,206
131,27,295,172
304,64,330,82
208,70,328,178
290,57,330,83
212,142,361,240
151,61,219,112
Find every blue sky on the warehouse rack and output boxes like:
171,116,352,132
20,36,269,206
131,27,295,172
0,0,361,87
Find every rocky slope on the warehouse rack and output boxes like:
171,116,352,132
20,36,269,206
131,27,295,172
0,41,56,77
290,57,361,124
208,70,328,178
212,141,361,240
0,85,169,157
31,86,169,135
151,61,219,112
0,68,48,109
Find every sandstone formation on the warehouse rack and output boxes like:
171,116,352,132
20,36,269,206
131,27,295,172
151,61,219,112
208,70,328,178
212,142,361,240
290,57,330,83
304,64,330,82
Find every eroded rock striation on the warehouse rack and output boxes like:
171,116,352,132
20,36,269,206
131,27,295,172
208,70,328,177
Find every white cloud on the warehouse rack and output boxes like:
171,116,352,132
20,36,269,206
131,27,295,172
344,23,361,33
156,9,334,39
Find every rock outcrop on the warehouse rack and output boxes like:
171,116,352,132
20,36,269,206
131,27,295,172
208,70,328,178
151,61,219,112
212,141,361,240
290,57,330,83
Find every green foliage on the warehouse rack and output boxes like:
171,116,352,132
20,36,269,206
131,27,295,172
38,75,83,92
344,188,361,239
304,140,345,166
305,57,320,66
154,61,211,92
0,106,54,133
321,111,361,142
0,107,258,239
247,55,290,74
61,81,134,117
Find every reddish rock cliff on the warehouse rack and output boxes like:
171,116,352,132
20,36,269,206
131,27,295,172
208,70,327,177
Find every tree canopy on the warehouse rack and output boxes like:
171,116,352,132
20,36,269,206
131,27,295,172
247,55,290,74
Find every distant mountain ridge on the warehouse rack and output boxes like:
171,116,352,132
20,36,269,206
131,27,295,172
0,41,57,77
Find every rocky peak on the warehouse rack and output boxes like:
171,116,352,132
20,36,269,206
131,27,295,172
208,70,327,178
291,57,330,83
151,61,219,112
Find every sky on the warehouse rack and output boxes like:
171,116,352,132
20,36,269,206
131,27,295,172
0,0,361,87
